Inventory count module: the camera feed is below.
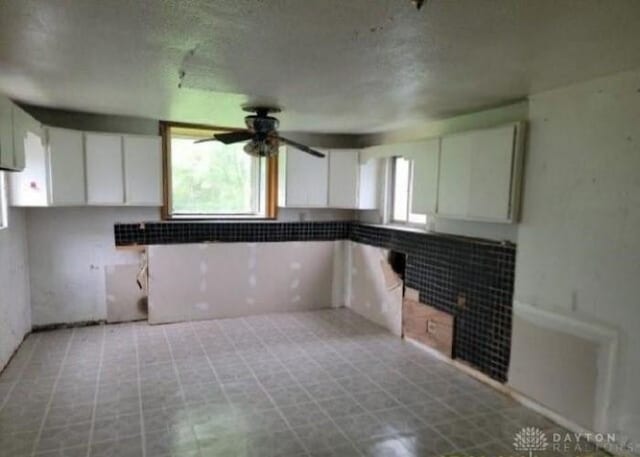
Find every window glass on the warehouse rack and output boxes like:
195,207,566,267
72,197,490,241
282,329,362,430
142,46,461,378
167,128,268,218
391,157,427,226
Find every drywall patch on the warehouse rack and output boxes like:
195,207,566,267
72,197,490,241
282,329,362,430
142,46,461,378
195,302,210,311
148,241,336,323
346,242,403,336
105,264,147,323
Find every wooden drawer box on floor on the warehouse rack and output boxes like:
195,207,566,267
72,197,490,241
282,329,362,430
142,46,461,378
403,288,454,357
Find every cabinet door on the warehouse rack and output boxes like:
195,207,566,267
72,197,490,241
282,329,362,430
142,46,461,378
0,96,13,170
411,139,440,214
10,105,39,172
48,128,86,205
357,158,379,210
85,133,124,204
438,124,517,222
467,125,516,220
438,133,473,218
284,146,328,207
8,130,49,206
328,149,359,208
123,135,162,205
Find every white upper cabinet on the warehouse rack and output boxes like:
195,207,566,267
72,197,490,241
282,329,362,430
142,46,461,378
2,101,38,172
438,123,524,222
85,132,124,205
328,149,359,208
0,96,14,171
279,146,329,208
47,128,86,205
438,134,472,217
11,105,40,173
10,125,164,207
123,135,162,206
328,149,379,210
280,147,379,210
9,127,48,206
357,158,379,210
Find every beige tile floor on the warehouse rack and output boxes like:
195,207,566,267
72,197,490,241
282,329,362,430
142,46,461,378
0,309,604,457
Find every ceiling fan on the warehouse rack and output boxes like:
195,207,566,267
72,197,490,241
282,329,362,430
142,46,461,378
195,106,325,158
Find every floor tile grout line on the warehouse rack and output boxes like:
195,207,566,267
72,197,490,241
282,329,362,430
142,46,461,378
0,333,42,413
85,324,106,457
160,325,188,401
214,318,313,457
133,323,147,457
236,317,365,457
271,327,367,456
276,312,451,452
187,320,237,444
30,328,76,457
160,324,194,453
296,314,464,453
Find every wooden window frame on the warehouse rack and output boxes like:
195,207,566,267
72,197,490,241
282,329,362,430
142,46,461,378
160,121,278,220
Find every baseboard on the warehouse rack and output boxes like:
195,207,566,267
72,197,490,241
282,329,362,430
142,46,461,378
0,330,31,377
32,319,107,332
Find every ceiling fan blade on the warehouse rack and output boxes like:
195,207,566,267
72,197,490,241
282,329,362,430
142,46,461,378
214,131,253,144
194,131,253,145
277,136,325,158
194,137,217,144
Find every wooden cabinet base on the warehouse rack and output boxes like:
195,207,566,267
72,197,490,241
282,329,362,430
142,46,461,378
403,287,454,358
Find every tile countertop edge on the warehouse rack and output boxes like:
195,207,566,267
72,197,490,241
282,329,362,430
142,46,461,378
113,220,515,249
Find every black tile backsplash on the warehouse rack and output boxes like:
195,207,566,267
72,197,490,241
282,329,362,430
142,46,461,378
114,220,515,382
350,224,515,382
115,221,351,245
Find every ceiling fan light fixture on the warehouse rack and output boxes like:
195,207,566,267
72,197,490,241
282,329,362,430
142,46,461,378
243,138,279,157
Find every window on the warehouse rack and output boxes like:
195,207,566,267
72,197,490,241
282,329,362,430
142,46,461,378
162,124,277,219
391,156,427,226
0,172,7,230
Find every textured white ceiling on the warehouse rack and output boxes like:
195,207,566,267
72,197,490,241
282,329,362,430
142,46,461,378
1,0,639,133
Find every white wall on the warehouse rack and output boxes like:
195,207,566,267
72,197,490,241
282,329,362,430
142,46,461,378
514,69,640,443
26,207,158,326
25,206,353,327
0,206,31,371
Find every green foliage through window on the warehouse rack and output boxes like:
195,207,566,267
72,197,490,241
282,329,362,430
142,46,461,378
170,137,263,215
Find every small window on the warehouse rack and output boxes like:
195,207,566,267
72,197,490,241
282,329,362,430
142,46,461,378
0,172,8,230
163,124,276,219
391,156,427,226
